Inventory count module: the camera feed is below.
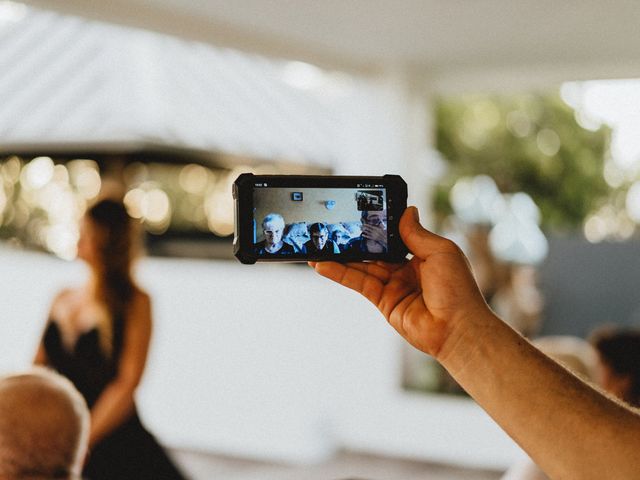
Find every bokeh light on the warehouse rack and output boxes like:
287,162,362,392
179,164,210,194
488,193,548,265
142,188,171,224
1,156,22,183
0,185,6,215
2,154,279,258
584,215,607,243
124,183,172,233
625,181,640,223
506,110,532,138
21,156,54,190
204,169,245,237
583,204,636,243
603,160,625,188
536,128,561,156
123,188,145,219
68,160,101,199
46,223,79,260
2,157,96,258
450,175,505,225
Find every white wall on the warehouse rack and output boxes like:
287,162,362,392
0,246,521,470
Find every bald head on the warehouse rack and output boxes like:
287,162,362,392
0,368,89,479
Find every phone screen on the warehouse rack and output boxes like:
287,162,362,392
252,186,388,257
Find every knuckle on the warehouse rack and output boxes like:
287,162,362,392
440,238,461,253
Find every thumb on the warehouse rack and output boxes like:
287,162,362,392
400,207,457,259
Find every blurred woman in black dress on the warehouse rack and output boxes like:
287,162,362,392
35,199,187,480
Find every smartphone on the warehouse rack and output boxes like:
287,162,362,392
233,174,408,264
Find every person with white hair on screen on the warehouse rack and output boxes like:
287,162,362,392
255,213,295,255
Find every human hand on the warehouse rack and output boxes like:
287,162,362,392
361,224,387,245
310,206,490,360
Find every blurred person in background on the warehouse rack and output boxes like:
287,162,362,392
0,367,89,480
34,199,187,480
311,206,640,479
591,327,640,408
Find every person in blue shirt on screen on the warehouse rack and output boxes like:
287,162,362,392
303,222,340,255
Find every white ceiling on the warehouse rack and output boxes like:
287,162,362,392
0,4,341,167
21,0,640,85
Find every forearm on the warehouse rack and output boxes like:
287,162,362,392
439,311,640,480
89,380,136,447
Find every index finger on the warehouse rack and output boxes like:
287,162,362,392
311,261,385,307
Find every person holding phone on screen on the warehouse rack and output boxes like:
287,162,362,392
344,210,388,253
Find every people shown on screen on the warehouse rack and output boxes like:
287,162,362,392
303,222,339,255
342,221,362,239
327,223,351,249
344,210,387,253
255,213,295,255
282,222,310,253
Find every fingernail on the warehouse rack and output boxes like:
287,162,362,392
411,206,419,222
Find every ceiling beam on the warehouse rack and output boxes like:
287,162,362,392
21,0,378,74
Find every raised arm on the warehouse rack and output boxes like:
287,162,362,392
311,206,640,479
88,291,152,447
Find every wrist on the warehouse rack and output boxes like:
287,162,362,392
435,307,498,377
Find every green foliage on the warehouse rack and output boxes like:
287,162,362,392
434,92,611,230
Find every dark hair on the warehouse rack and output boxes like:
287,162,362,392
309,222,328,235
360,210,386,221
591,328,640,406
86,200,137,354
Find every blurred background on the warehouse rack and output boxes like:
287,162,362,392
2,1,640,478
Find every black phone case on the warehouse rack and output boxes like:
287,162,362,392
233,173,408,264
